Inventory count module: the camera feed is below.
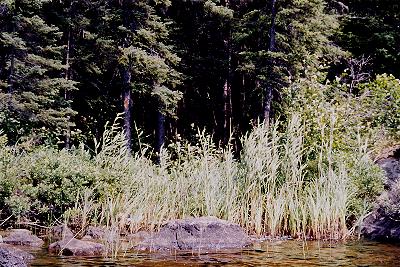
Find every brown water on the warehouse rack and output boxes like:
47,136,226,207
28,240,400,267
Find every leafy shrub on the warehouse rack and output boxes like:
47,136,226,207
0,144,101,223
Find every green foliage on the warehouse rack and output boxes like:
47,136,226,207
338,0,400,77
0,147,96,221
358,74,400,136
0,0,77,143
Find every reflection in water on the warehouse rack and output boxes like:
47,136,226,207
31,240,400,266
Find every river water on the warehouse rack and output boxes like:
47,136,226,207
29,240,400,266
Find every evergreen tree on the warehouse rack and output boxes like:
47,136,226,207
0,0,77,143
94,0,182,151
339,0,400,77
236,0,342,123
169,0,233,142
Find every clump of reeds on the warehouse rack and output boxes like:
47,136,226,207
68,112,383,256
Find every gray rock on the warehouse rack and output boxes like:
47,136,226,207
0,244,34,267
376,157,400,186
376,145,400,186
84,226,106,240
136,216,252,252
48,237,105,256
126,231,151,243
3,229,44,247
50,224,74,241
362,147,400,242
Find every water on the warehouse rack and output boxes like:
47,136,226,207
29,240,400,266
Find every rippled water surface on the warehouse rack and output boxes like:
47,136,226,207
30,240,400,266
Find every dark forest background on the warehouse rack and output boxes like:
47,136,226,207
1,0,399,152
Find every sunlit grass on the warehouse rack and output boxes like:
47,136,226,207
67,112,380,245
0,112,384,254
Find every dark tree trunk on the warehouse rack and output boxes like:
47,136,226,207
156,109,165,154
122,68,132,151
7,50,14,94
263,0,277,124
120,0,135,152
64,27,72,149
7,6,16,94
222,0,232,145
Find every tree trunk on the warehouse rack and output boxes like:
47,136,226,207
122,68,132,151
7,4,16,94
263,0,277,124
121,0,135,152
7,50,14,94
156,109,165,154
64,28,72,149
222,54,231,144
222,0,232,145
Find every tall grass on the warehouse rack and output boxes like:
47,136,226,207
67,112,382,243
0,113,383,245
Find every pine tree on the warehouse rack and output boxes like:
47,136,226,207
339,0,400,77
169,0,233,142
0,0,77,143
236,0,342,123
93,0,182,151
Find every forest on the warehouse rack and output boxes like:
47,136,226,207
0,0,399,241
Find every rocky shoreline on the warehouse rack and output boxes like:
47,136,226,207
0,217,253,266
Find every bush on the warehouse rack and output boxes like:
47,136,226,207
0,142,101,223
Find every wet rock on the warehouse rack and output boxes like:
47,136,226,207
0,235,3,243
48,237,105,256
136,216,252,251
0,244,34,267
3,229,44,247
50,224,74,241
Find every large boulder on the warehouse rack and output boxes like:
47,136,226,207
84,226,106,240
0,244,34,267
375,145,400,187
362,146,400,242
3,229,44,247
136,216,252,251
48,237,105,256
49,224,74,241
362,184,400,242
126,231,151,244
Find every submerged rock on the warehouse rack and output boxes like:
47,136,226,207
3,229,44,247
0,244,34,267
48,238,105,256
136,216,252,251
